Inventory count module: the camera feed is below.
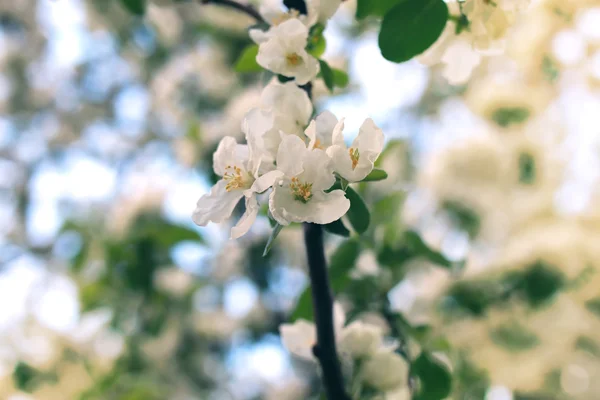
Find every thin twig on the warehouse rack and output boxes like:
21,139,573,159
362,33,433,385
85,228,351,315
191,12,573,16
200,0,265,23
303,223,351,400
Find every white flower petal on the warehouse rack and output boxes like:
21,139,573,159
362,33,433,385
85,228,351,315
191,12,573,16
353,118,385,156
276,135,308,177
269,186,350,225
230,195,259,239
361,350,409,392
298,148,335,191
213,136,248,177
338,321,383,358
247,169,285,194
249,28,271,44
293,52,320,85
192,180,244,226
280,319,316,360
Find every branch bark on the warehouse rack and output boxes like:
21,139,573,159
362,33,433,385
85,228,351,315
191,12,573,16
200,0,265,23
303,223,351,400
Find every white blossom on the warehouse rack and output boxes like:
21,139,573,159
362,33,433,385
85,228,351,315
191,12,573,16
338,320,384,358
361,350,410,392
326,118,385,182
243,80,313,159
192,136,280,238
269,135,350,225
279,302,346,360
305,110,344,150
253,19,320,85
255,0,342,29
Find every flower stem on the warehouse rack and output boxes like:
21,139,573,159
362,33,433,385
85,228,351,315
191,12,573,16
200,0,265,23
303,223,351,400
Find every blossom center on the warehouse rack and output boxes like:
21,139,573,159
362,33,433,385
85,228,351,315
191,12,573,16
349,147,360,170
223,165,250,192
290,177,313,203
286,53,303,67
313,139,324,149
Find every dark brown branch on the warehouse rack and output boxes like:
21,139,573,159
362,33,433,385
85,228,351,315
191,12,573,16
303,223,351,400
200,0,265,23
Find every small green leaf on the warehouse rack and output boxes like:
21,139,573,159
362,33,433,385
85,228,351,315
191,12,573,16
318,59,335,93
332,68,349,88
291,239,361,320
491,107,530,128
412,352,453,400
234,44,262,73
404,230,456,269
586,297,600,318
13,362,41,392
263,223,284,256
120,0,146,15
518,152,536,184
356,0,401,19
378,0,448,63
345,186,370,234
323,219,350,237
307,25,326,58
490,322,540,352
372,192,404,226
362,168,388,182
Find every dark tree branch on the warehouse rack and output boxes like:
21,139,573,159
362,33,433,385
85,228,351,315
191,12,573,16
200,0,265,23
303,223,351,400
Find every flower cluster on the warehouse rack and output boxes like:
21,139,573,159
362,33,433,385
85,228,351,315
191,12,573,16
250,0,342,84
280,304,411,399
419,0,531,84
192,80,384,238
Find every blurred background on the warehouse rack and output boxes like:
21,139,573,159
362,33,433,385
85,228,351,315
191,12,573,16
2,0,600,399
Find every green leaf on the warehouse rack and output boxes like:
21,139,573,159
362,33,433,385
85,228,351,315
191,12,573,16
356,0,401,19
362,168,388,182
491,107,531,128
404,230,456,269
490,322,540,352
518,152,536,184
307,25,327,58
345,186,370,234
412,352,452,400
234,44,262,73
372,192,404,226
291,239,361,320
318,59,335,93
378,0,448,63
263,223,284,256
120,0,146,15
323,219,350,237
586,297,600,318
332,68,349,88
154,224,205,248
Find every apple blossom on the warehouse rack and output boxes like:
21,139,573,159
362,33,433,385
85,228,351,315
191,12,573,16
253,19,320,85
269,135,350,225
280,302,346,360
326,118,385,182
338,320,384,358
242,80,313,159
192,136,281,238
361,350,410,392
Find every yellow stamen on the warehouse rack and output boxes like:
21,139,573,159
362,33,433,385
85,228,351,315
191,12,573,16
286,53,302,66
290,177,313,203
349,148,360,170
223,165,248,192
313,139,324,150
